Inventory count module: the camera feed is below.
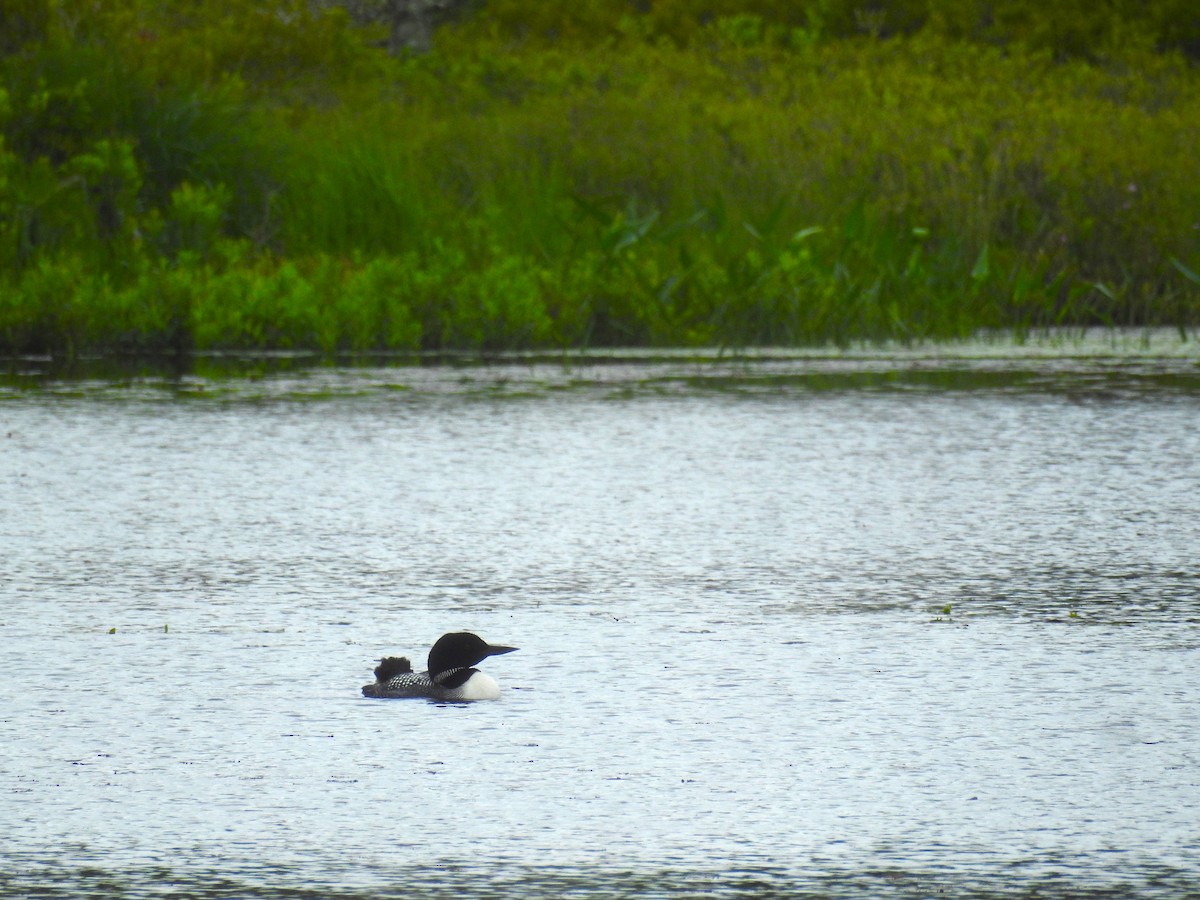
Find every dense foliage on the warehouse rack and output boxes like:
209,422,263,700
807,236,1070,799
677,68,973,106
2,0,1198,353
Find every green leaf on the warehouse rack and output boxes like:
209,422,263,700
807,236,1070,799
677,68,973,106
1170,257,1200,285
970,244,990,282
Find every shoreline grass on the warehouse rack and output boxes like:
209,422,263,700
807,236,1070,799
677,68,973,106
2,1,1198,355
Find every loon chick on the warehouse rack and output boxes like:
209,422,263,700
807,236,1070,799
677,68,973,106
362,632,518,701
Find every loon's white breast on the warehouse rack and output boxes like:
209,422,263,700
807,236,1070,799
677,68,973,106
443,670,502,702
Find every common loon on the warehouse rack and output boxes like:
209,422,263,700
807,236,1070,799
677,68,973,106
362,632,518,701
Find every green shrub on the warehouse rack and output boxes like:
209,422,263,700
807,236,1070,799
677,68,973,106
1,0,1197,355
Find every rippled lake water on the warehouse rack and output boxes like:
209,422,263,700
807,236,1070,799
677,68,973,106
3,334,1199,898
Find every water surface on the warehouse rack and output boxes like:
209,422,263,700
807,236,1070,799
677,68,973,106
3,334,1199,897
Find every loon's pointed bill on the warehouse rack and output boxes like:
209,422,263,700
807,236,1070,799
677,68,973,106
363,632,518,702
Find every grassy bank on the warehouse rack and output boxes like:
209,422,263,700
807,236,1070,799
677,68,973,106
2,1,1199,354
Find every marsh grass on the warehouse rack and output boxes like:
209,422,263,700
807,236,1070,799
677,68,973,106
1,1,1198,354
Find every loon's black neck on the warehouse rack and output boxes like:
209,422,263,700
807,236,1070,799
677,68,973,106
434,667,478,689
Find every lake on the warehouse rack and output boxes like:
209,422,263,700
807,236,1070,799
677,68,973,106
3,332,1199,898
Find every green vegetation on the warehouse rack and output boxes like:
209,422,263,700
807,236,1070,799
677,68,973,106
2,0,1198,354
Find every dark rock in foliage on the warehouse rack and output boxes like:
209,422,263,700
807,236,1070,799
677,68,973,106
327,0,475,53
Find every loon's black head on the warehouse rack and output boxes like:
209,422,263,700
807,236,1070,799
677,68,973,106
427,632,518,686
